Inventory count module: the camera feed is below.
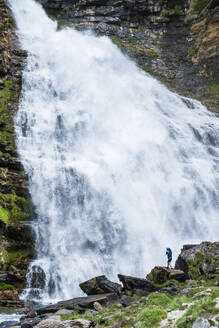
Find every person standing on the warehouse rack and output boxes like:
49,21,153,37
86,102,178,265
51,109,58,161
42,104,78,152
166,248,173,269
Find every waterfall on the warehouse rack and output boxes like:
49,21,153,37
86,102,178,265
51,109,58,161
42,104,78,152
9,0,219,303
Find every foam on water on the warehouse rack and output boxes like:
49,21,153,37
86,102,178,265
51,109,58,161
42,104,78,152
8,0,219,303
0,312,21,324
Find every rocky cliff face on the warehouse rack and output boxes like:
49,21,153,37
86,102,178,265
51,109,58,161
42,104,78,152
0,0,34,307
39,0,219,112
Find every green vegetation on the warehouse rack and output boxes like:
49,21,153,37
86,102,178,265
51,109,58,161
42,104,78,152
0,193,32,223
61,286,219,328
155,279,186,289
4,249,34,265
161,5,181,17
0,205,9,224
136,307,167,328
147,49,159,59
187,251,219,280
0,78,15,151
0,79,12,122
208,82,219,100
176,290,219,328
194,0,211,13
188,44,198,57
0,282,14,290
8,16,16,29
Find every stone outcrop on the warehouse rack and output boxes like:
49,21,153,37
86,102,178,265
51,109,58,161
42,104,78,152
175,241,219,280
79,275,122,296
38,0,219,113
146,266,186,284
118,274,158,295
37,293,120,315
0,0,34,306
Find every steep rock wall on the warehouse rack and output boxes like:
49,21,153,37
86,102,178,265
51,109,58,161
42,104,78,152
39,0,219,112
0,0,34,307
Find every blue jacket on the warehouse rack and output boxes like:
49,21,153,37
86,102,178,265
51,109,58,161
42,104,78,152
166,248,172,261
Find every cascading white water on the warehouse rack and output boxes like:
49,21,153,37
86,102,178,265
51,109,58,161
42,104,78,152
9,0,219,304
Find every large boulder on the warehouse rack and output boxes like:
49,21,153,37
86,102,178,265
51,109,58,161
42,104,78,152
37,293,120,315
175,242,219,279
79,275,122,295
118,274,157,294
146,266,186,284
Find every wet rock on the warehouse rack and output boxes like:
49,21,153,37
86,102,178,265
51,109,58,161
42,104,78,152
0,322,19,328
118,274,157,293
21,317,41,328
4,223,34,244
146,266,186,284
192,317,210,328
37,293,120,315
80,275,122,295
29,266,46,289
0,271,7,282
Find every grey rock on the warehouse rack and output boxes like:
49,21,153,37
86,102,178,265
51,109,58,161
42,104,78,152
21,317,41,328
0,322,19,328
35,320,65,328
37,293,120,315
120,295,134,307
55,309,73,315
64,319,92,328
80,275,122,295
181,288,193,296
118,274,157,293
192,317,210,328
175,242,219,279
193,289,212,298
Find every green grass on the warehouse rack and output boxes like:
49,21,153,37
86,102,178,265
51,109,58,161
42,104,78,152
136,306,167,328
0,205,9,224
4,249,34,265
194,0,211,12
176,292,219,328
61,309,93,321
61,288,219,328
208,82,219,100
0,193,32,223
188,44,198,57
0,282,14,290
156,279,185,289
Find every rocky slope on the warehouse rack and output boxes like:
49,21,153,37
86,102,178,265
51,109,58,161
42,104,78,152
38,0,219,113
18,241,219,328
0,0,34,307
